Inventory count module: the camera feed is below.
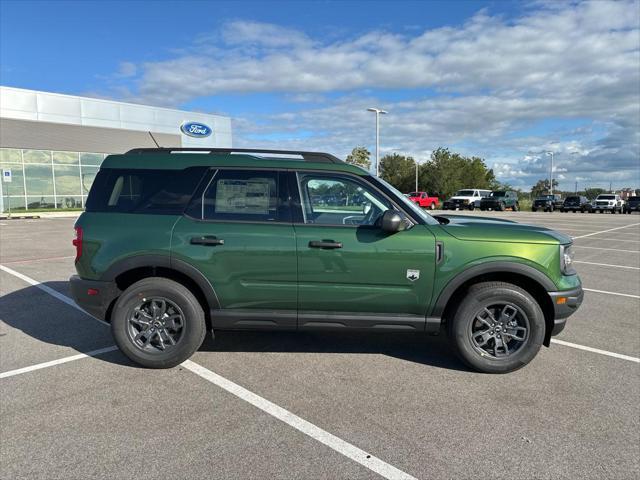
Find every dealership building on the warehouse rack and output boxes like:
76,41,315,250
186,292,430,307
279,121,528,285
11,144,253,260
0,86,232,213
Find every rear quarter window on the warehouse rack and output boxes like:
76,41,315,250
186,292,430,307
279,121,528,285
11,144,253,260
85,167,207,214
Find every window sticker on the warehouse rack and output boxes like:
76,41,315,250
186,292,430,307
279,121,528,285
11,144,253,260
215,179,271,214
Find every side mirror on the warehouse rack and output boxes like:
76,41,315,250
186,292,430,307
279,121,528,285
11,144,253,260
381,210,404,233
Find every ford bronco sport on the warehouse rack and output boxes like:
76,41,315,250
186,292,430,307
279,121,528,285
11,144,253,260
70,148,583,373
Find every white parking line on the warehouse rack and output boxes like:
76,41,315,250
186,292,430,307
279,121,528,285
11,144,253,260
571,223,640,239
182,360,418,480
0,346,118,379
573,238,640,243
575,261,640,270
0,264,109,326
573,246,639,253
584,288,640,299
550,340,639,363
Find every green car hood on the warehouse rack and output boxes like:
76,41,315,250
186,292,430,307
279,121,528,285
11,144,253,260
434,214,572,245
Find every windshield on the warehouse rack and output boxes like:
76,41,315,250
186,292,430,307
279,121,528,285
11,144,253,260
565,196,579,201
372,177,439,225
455,190,475,196
629,196,640,201
490,191,505,197
598,195,615,200
536,195,554,200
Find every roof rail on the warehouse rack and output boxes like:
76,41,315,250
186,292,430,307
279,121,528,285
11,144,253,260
124,147,343,164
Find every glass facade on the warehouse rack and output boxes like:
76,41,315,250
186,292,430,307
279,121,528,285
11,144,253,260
0,148,108,212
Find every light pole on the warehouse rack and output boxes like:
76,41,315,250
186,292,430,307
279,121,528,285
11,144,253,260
415,160,419,192
546,151,554,194
367,107,387,176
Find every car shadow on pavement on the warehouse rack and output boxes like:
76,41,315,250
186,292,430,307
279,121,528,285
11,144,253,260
201,330,470,372
0,282,135,368
1,282,469,372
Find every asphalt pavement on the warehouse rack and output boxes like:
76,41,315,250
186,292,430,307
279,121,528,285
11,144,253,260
1,211,638,480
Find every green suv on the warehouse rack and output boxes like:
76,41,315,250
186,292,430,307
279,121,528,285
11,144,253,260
70,148,583,373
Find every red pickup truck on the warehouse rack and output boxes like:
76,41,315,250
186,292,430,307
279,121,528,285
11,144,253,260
407,191,439,209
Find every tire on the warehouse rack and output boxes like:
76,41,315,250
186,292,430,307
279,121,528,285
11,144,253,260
531,207,536,212
468,204,475,211
111,277,207,369
498,202,505,212
513,203,519,212
447,282,545,373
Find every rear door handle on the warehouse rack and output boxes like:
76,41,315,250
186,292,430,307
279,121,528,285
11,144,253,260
190,236,224,246
308,240,342,249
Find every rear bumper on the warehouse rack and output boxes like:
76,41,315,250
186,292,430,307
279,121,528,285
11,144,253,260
547,286,584,336
69,275,121,322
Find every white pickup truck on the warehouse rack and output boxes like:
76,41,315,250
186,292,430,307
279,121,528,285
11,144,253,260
442,189,491,210
592,194,624,214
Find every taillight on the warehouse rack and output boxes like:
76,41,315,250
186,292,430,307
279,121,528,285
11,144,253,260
73,226,83,262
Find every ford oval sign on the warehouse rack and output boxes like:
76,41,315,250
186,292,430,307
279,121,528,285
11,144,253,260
181,122,212,138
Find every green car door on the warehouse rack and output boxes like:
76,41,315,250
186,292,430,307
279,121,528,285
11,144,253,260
171,169,297,328
292,171,437,330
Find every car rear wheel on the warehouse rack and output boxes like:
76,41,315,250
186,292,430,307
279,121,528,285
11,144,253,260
111,277,207,369
447,282,545,373
531,207,537,212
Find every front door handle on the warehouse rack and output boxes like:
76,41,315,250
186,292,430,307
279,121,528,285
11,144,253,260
190,236,224,246
308,240,343,249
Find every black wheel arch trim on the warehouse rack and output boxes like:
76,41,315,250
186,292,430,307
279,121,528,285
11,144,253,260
429,261,556,318
101,254,220,310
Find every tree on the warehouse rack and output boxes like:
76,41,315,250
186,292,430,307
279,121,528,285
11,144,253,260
345,146,371,169
531,179,559,198
418,148,497,199
380,153,417,193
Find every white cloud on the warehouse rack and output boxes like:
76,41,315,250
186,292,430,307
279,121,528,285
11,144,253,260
104,0,639,190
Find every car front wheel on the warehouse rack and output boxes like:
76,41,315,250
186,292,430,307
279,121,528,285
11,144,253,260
447,282,545,373
111,277,207,369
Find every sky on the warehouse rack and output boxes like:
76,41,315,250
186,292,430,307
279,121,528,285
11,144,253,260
1,0,639,191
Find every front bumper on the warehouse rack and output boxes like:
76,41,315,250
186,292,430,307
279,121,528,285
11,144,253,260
69,275,121,322
443,200,470,209
547,285,584,336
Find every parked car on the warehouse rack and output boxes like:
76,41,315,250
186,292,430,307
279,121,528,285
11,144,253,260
532,194,563,212
407,191,439,210
592,194,623,214
561,195,591,213
442,189,491,210
623,196,640,214
70,147,583,374
480,191,519,211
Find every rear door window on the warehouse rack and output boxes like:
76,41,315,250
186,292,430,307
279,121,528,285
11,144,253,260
85,167,206,214
188,169,289,222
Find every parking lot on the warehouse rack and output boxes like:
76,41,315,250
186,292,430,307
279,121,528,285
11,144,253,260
1,211,638,480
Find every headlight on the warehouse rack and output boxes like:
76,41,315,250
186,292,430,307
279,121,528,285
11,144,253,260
560,244,576,275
